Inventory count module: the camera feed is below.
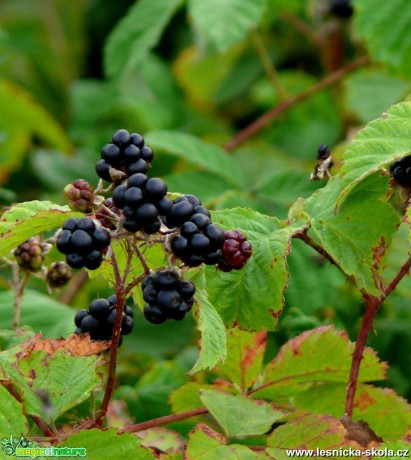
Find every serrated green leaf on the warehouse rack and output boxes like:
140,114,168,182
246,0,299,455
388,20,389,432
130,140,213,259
189,0,266,52
0,384,28,439
355,0,411,76
267,414,363,454
294,383,411,440
145,131,243,187
0,201,82,257
205,208,304,331
218,329,266,390
253,326,386,401
376,442,411,458
59,428,155,460
104,0,181,78
189,290,227,374
338,100,411,204
200,389,283,437
305,175,400,295
0,80,72,182
185,424,267,459
0,349,102,424
0,290,75,338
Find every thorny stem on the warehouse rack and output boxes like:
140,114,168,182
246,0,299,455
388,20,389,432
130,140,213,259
345,254,411,417
95,249,125,426
252,31,288,102
131,238,151,275
224,55,369,151
13,271,29,330
31,415,56,438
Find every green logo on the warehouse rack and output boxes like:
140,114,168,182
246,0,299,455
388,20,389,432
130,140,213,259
1,434,87,458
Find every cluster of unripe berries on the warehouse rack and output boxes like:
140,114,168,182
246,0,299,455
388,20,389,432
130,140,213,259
74,295,133,344
142,269,195,324
390,156,411,188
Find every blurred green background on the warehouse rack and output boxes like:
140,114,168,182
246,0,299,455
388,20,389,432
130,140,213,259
0,0,410,422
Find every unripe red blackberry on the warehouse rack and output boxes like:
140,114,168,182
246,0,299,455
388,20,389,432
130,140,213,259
46,261,72,288
64,179,94,213
95,198,121,230
217,230,252,272
13,237,46,272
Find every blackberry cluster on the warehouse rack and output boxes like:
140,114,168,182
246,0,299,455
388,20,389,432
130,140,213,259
217,230,252,272
95,198,121,230
13,237,46,272
112,173,172,234
64,179,94,213
56,217,111,270
74,295,134,343
96,129,154,183
46,261,72,288
142,269,195,323
390,156,411,188
164,195,225,267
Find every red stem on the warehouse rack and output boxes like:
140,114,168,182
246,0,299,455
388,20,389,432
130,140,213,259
95,250,125,426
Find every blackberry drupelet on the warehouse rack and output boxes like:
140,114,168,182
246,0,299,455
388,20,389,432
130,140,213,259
217,229,252,272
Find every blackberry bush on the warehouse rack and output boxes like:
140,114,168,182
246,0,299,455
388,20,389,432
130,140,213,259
56,217,111,270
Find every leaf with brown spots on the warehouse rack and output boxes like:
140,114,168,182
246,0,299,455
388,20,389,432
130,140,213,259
253,326,387,401
19,333,110,358
218,329,267,390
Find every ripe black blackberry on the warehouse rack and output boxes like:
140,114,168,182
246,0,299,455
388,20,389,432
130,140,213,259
46,261,72,288
64,179,94,213
390,156,411,188
142,269,196,323
56,217,111,270
13,237,47,272
112,173,172,234
170,218,225,267
75,295,134,343
217,229,252,272
95,129,154,183
162,194,207,229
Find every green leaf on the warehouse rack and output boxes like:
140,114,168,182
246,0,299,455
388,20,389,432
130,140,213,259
189,290,227,374
304,175,400,295
144,131,243,187
338,100,411,204
294,383,411,440
205,208,304,331
59,428,155,459
104,0,182,78
0,384,28,439
0,201,81,257
0,349,102,424
354,0,411,76
377,442,411,459
267,414,366,453
218,329,267,390
0,290,75,339
185,423,266,459
170,382,216,413
200,389,283,437
253,326,386,401
345,70,410,123
0,80,72,182
189,0,266,52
